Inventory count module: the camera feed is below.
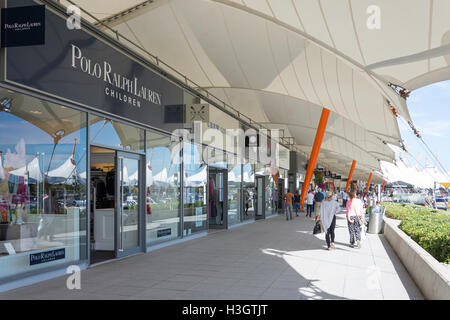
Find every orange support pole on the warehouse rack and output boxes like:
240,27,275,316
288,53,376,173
381,180,386,193
300,108,330,210
365,172,372,193
345,160,356,192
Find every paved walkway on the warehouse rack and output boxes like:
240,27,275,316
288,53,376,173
0,210,423,300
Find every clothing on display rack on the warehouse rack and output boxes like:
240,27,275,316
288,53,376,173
0,200,9,223
208,177,215,218
211,199,217,218
106,170,115,195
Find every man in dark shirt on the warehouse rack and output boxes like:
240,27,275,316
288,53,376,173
293,190,301,216
314,188,325,218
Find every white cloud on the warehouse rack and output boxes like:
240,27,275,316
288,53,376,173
420,120,450,137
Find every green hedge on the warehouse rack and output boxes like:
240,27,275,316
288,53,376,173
382,202,450,264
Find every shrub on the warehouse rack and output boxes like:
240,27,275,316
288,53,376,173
382,202,450,264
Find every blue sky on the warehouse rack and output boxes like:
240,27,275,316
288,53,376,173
398,80,450,175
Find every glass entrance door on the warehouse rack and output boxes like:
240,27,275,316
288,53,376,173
208,168,228,229
255,175,265,220
116,151,142,257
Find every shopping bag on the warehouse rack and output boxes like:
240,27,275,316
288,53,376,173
313,221,323,234
361,223,367,240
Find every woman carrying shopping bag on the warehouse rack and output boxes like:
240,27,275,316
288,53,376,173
315,191,340,250
346,191,365,248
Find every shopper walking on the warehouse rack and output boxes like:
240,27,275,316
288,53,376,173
316,191,340,250
293,190,301,216
306,190,314,217
346,191,364,248
342,191,348,208
284,189,294,220
314,188,325,218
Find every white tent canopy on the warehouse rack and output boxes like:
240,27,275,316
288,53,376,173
185,167,207,187
8,156,43,183
47,156,78,184
381,160,449,189
60,0,450,179
152,167,175,187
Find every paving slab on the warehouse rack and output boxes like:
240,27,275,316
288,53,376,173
0,210,423,300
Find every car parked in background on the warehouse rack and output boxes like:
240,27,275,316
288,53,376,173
434,197,448,211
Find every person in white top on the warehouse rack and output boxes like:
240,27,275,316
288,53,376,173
346,191,364,248
306,191,315,217
316,191,340,250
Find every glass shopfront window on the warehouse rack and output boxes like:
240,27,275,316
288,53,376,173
242,163,255,220
89,115,144,152
183,143,207,235
0,89,87,280
265,174,275,216
145,131,180,245
255,164,275,217
227,156,242,226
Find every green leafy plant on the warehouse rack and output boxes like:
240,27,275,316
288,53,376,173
382,202,450,264
314,170,324,185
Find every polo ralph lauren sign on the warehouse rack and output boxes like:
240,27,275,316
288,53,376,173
30,248,65,266
4,0,184,133
1,5,45,47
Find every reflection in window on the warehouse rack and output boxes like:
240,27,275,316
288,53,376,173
266,172,275,216
146,131,181,245
0,90,87,280
89,115,144,152
228,155,242,226
183,143,207,235
242,163,255,221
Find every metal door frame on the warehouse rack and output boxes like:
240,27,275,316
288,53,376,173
207,166,228,229
255,175,265,220
115,151,145,259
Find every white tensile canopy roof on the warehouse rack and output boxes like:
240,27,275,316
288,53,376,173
47,155,77,184
381,160,450,189
128,160,155,187
8,156,42,183
151,167,177,186
61,0,450,183
185,167,207,187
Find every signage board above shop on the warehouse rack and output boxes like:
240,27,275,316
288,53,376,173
3,0,184,133
1,5,45,48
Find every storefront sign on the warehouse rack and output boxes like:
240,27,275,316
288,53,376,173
157,228,172,238
1,5,45,48
4,0,183,132
29,248,65,266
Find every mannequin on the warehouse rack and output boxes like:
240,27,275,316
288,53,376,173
12,176,29,224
